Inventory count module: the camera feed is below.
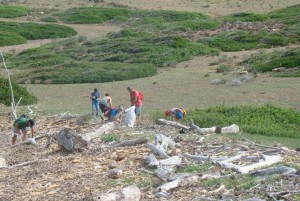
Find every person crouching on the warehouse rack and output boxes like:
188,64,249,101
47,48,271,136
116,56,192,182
12,115,35,145
106,105,124,123
164,108,186,122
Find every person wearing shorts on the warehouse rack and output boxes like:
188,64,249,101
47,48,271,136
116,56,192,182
12,116,35,145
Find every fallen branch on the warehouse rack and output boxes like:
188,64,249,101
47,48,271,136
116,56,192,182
242,137,282,151
189,119,204,134
158,119,190,130
112,136,149,148
95,185,141,201
184,153,211,162
157,175,199,194
250,165,297,177
146,143,170,159
8,158,49,169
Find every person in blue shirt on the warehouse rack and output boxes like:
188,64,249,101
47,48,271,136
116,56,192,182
107,105,124,123
90,88,101,117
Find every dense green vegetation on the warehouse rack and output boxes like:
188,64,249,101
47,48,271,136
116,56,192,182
221,12,269,23
0,21,77,45
0,31,27,46
154,104,300,138
7,30,217,83
55,7,132,24
200,4,300,51
5,4,300,83
199,30,298,51
0,77,37,106
241,47,300,75
40,16,58,23
0,5,28,18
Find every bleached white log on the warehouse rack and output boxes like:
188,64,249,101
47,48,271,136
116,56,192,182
157,175,199,193
82,122,118,142
183,153,211,162
95,185,141,201
159,156,182,167
144,154,159,166
220,154,244,163
154,134,177,151
146,143,170,158
158,119,190,130
0,156,8,168
221,124,239,133
202,126,217,134
217,154,283,174
189,119,204,134
250,165,297,177
155,166,175,181
120,185,141,201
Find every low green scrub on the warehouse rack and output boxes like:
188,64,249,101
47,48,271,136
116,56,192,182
7,31,217,83
0,21,77,46
268,4,300,25
0,5,28,18
199,30,299,51
154,104,300,138
241,47,300,74
102,134,120,142
0,31,27,46
222,12,269,23
55,7,132,24
0,77,37,106
40,16,58,23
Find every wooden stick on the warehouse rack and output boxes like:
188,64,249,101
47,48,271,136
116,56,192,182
112,136,149,148
8,159,49,169
146,143,170,159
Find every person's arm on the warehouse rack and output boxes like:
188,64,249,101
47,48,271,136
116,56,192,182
108,97,112,107
31,127,34,137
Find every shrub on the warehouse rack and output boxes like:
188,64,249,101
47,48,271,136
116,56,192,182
40,16,58,23
0,31,27,46
0,77,37,106
0,5,28,18
222,12,269,23
241,47,300,74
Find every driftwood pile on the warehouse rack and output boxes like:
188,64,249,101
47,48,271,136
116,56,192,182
0,113,299,201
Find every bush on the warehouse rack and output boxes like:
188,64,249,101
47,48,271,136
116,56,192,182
40,16,58,23
221,12,269,23
0,31,27,46
241,47,300,74
0,5,28,18
0,77,37,106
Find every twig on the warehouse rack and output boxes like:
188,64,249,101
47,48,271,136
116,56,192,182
242,137,282,150
8,158,49,169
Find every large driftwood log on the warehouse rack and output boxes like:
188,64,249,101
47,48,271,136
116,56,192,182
155,166,175,181
250,165,297,177
112,136,149,148
189,119,204,134
159,156,182,167
157,175,199,193
82,122,118,142
146,143,170,158
95,185,141,201
158,119,190,130
216,154,282,174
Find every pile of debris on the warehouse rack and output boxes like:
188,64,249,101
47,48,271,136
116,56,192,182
0,113,299,201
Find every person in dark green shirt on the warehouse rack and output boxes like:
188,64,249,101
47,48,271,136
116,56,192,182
12,116,35,145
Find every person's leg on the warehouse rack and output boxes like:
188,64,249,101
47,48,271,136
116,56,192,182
92,102,95,116
12,127,21,145
95,102,100,117
135,106,142,122
21,129,28,142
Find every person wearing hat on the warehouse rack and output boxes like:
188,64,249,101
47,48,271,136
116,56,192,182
164,108,187,121
12,115,35,145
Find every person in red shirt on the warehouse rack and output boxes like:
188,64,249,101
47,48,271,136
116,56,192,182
127,86,143,121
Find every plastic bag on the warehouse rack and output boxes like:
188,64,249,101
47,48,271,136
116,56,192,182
124,106,136,127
